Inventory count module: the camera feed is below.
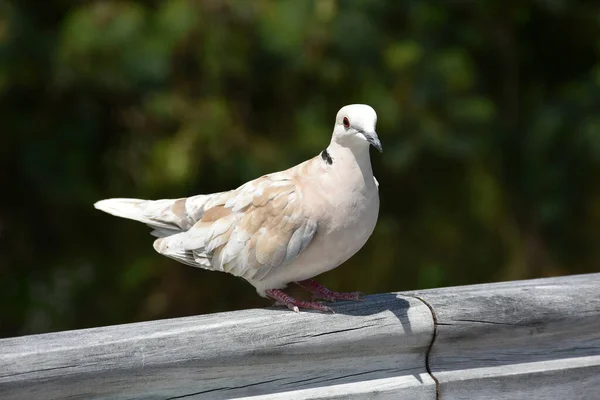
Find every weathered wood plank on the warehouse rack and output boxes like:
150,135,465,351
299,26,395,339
0,294,435,400
3,273,599,399
409,273,600,400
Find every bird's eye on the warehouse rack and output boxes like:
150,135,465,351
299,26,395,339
343,117,350,129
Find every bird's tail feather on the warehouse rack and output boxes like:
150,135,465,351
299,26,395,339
94,198,185,233
95,192,226,237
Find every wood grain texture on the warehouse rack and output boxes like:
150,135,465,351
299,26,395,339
0,294,435,400
2,273,599,400
409,273,600,400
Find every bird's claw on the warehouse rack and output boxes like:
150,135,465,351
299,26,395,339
298,280,365,303
268,289,335,313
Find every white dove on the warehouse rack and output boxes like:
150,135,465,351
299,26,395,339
94,104,382,313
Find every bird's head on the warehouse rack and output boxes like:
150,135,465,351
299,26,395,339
331,104,382,152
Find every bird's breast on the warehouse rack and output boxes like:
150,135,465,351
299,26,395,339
308,171,379,262
250,155,379,293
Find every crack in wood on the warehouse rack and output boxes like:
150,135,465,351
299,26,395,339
285,375,322,386
273,339,309,347
164,378,286,399
307,367,400,385
223,378,286,391
454,319,520,326
406,295,441,400
0,364,79,379
309,325,373,338
163,387,224,400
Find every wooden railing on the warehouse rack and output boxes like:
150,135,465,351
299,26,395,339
1,273,599,399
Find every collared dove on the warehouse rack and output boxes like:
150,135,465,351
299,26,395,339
95,104,382,313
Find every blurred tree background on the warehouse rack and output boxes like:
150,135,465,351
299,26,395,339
1,0,600,337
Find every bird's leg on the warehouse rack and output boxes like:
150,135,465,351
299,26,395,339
296,279,363,302
265,289,334,313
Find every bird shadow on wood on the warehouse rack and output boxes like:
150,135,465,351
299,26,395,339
332,293,425,385
331,293,413,333
265,293,414,334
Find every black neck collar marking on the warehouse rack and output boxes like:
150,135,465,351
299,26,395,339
321,149,333,165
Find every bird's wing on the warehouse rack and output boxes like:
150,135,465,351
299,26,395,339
153,171,318,281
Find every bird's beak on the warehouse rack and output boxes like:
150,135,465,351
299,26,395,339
363,131,383,152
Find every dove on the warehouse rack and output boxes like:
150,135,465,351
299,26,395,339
94,104,382,313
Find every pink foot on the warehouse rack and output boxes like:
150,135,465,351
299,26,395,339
297,279,363,302
265,289,334,313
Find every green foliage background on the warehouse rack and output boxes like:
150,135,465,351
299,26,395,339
2,0,600,337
